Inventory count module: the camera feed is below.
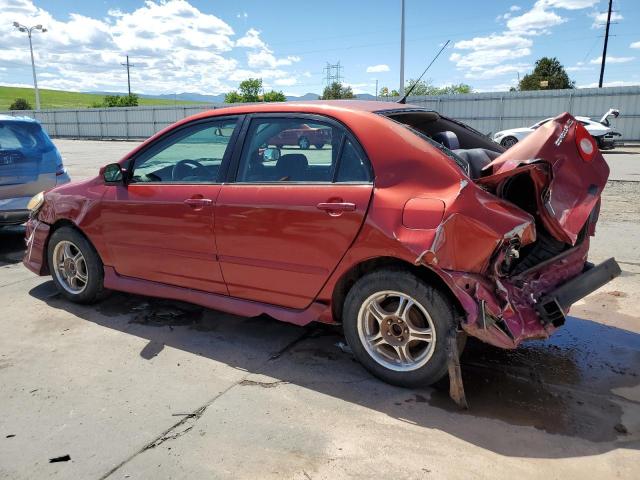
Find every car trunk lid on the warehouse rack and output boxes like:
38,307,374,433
477,112,609,245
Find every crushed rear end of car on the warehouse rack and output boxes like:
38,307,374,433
415,113,620,349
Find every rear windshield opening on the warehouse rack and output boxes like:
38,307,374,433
378,109,505,179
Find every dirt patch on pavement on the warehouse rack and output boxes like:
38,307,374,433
600,180,640,223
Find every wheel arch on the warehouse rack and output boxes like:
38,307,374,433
330,256,465,325
46,219,105,267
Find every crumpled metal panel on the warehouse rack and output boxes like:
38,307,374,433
480,112,609,245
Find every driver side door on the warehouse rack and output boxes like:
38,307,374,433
100,117,240,293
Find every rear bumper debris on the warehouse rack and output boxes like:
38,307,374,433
534,258,621,326
23,218,50,275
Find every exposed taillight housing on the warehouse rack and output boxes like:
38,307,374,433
575,122,596,162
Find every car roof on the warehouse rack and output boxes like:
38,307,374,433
191,99,420,119
0,114,39,123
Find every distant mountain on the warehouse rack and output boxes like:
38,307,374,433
89,91,378,103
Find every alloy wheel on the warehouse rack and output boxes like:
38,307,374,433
357,290,437,372
52,240,88,294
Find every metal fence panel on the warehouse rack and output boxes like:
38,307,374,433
2,86,639,140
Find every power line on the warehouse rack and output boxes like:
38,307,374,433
120,55,136,96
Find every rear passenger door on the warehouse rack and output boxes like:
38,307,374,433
215,115,374,309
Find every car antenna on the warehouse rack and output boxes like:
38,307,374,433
398,40,450,104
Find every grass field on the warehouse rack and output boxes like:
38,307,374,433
0,86,207,110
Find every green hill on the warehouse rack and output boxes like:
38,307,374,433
0,86,207,110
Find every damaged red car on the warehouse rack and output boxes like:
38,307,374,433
23,101,620,387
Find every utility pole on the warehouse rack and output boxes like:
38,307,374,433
399,0,405,96
121,55,136,96
13,22,46,110
375,79,379,99
598,0,613,88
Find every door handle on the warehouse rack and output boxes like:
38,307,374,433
184,198,213,207
316,202,356,213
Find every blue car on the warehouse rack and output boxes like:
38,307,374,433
0,115,70,226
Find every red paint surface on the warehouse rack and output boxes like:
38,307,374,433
23,102,610,350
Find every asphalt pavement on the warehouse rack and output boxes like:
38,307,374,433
0,140,638,479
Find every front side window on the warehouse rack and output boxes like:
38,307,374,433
130,119,237,183
236,117,370,183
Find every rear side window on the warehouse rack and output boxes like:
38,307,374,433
236,117,371,183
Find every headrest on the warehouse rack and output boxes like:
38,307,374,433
432,131,460,150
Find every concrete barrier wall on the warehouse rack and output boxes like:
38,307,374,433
3,86,639,140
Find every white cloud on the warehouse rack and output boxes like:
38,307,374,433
366,64,390,73
236,12,248,19
566,61,592,71
455,34,532,50
631,41,640,49
540,0,598,9
589,56,635,64
274,77,297,86
466,63,531,79
0,0,301,95
590,11,623,28
450,48,531,70
235,28,266,49
451,0,600,82
578,80,640,88
507,4,566,34
247,51,300,68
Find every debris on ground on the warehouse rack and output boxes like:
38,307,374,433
335,341,353,354
614,423,629,434
49,455,71,463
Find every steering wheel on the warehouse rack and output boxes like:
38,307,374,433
172,159,207,181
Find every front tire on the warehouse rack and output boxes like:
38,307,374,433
47,226,106,304
342,270,457,387
500,136,518,148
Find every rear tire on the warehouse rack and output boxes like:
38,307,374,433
342,269,458,387
47,226,106,304
298,136,310,150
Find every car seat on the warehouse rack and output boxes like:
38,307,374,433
276,153,308,181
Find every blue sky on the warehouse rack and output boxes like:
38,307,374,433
2,0,639,96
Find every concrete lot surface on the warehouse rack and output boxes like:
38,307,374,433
0,140,639,479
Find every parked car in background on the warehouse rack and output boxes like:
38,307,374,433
268,123,332,149
23,101,618,388
493,108,621,149
0,115,69,226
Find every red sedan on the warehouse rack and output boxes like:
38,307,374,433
268,123,331,149
23,101,619,388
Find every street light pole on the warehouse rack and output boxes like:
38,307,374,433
399,0,405,96
13,22,47,110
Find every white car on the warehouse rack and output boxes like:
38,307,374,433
493,108,621,149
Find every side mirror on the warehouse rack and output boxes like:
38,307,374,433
101,163,124,183
263,147,281,162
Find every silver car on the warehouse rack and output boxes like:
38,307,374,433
0,115,70,226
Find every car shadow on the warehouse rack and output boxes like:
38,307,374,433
0,225,26,267
27,280,640,459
